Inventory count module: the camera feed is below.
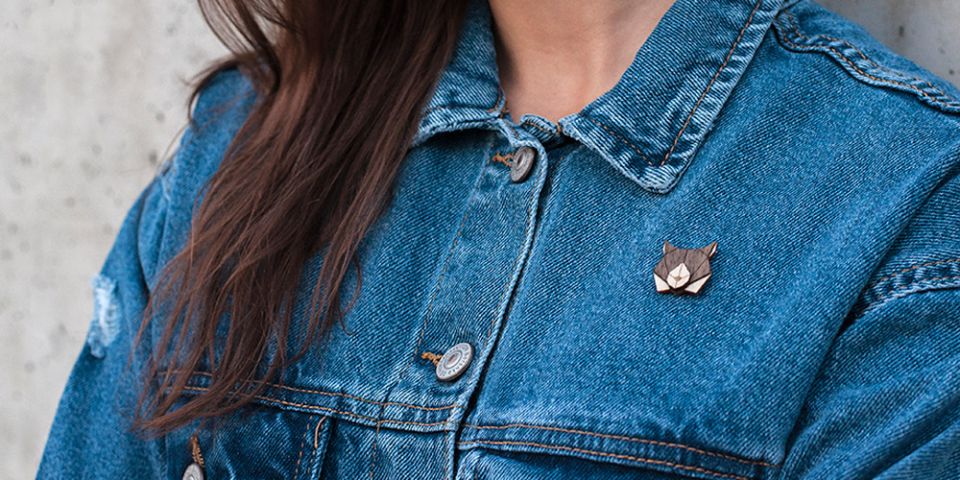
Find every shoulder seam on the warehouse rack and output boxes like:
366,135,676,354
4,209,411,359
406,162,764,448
771,7,960,114
855,258,960,318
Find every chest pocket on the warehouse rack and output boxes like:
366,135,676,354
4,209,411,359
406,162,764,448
456,446,714,480
164,400,333,480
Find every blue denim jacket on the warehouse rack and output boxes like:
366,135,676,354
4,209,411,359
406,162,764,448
38,0,960,478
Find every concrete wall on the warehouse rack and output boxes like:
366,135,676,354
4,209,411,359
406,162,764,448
1,1,958,477
1,2,225,477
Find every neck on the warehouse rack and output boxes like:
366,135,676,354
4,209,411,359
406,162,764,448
489,0,675,123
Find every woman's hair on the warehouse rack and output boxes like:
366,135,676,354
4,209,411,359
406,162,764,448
136,0,470,433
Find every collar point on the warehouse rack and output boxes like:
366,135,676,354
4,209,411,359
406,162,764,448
561,115,688,195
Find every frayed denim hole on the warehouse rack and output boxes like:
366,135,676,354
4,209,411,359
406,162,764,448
86,273,120,358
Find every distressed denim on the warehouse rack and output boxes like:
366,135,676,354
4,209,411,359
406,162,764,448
38,0,960,478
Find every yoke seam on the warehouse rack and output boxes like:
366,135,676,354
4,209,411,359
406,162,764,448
179,383,774,476
182,371,458,411
181,385,454,428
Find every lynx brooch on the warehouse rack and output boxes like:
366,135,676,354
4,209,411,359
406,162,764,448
653,240,718,295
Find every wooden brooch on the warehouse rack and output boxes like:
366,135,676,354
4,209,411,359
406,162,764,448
653,240,718,295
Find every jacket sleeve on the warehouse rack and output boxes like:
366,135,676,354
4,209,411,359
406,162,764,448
36,68,254,480
36,159,170,478
777,162,960,479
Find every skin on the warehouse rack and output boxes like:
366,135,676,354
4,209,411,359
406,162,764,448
488,0,676,123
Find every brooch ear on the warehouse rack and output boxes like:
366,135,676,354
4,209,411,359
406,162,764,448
663,240,677,254
701,241,718,258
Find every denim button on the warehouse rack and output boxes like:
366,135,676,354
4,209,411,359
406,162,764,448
182,463,204,480
510,147,536,182
436,342,473,381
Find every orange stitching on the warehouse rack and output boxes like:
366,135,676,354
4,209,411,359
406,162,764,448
584,116,654,166
421,351,443,366
292,416,313,480
184,371,458,412
462,423,777,468
785,11,959,105
865,257,960,290
422,89,503,118
314,416,327,450
501,95,511,119
777,11,960,108
189,433,205,468
408,90,504,119
662,0,764,167
182,385,452,428
491,152,513,167
457,440,752,480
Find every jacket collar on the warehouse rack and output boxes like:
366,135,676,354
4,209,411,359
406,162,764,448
415,0,785,194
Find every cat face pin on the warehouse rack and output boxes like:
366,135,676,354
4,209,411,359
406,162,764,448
653,241,718,295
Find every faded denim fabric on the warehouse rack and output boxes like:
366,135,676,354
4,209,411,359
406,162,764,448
38,0,960,478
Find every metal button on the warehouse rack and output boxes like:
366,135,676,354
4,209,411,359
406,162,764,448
435,342,473,381
182,463,204,480
510,147,536,182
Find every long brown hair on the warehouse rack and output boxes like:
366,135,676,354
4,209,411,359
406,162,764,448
136,0,470,433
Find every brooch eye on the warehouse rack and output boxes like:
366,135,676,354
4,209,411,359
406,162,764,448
653,241,717,295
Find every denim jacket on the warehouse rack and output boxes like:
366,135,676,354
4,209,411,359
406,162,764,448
38,0,960,478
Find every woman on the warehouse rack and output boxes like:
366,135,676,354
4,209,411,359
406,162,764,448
38,0,960,478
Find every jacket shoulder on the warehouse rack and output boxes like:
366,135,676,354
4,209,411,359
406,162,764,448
153,67,258,264
158,67,258,200
752,3,960,313
769,0,960,118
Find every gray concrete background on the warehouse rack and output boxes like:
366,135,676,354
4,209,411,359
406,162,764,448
1,1,958,478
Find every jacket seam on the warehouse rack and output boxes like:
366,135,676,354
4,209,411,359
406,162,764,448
407,134,497,369
457,440,752,480
772,9,960,111
482,151,556,344
181,385,454,428
462,422,778,468
182,371,458,411
179,381,776,472
292,415,315,480
520,119,561,139
859,273,960,316
864,256,960,291
419,89,503,125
